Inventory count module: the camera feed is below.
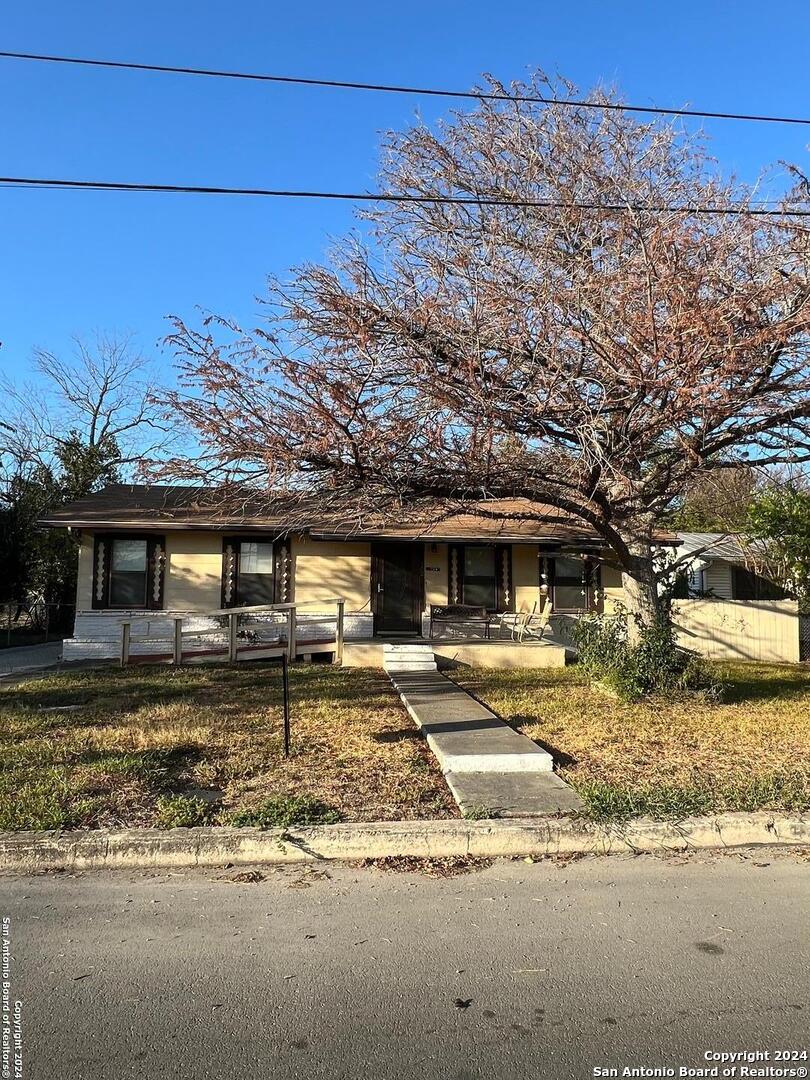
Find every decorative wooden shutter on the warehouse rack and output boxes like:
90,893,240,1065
587,557,602,611
274,539,291,603
146,536,166,610
221,538,238,608
92,534,110,609
539,553,552,607
495,544,513,612
547,556,557,609
448,544,462,604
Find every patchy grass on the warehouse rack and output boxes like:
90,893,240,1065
452,662,810,821
0,664,456,830
228,794,341,828
154,794,211,829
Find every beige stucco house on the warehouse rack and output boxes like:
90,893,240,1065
41,485,800,666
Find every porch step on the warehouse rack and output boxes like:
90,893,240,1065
383,642,437,673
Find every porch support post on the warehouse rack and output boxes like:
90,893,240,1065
335,599,345,665
173,617,183,665
120,622,131,667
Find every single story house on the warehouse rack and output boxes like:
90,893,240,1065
674,533,789,601
40,486,800,666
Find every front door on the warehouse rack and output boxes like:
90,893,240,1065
372,543,423,634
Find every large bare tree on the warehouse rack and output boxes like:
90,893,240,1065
0,333,171,607
30,332,168,468
161,73,810,623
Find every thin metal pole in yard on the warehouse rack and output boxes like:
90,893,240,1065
281,652,291,758
5,606,10,648
120,622,131,667
287,607,297,662
44,603,50,643
228,611,238,662
335,599,345,665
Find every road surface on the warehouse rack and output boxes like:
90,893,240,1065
2,849,808,1079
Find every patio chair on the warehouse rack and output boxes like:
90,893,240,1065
512,603,553,643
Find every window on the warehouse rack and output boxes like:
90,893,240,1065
553,556,590,612
110,539,148,607
223,538,276,606
92,534,165,610
238,541,275,605
463,546,497,609
448,544,511,610
731,566,787,601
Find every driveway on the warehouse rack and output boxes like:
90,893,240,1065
0,640,61,676
3,850,808,1079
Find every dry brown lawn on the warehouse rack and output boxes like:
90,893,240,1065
5,659,807,829
453,662,810,818
0,663,457,830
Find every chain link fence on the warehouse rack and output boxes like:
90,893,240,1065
1,602,75,649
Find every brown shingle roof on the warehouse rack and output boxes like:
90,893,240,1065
39,485,287,529
39,485,678,546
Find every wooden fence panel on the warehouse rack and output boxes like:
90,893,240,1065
672,599,799,664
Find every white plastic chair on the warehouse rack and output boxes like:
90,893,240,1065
513,602,553,643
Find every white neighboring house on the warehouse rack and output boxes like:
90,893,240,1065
675,532,788,601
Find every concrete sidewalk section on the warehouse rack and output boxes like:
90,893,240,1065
388,669,583,816
0,641,62,676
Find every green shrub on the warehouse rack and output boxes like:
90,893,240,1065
229,795,341,829
573,611,628,677
155,794,210,829
573,611,720,702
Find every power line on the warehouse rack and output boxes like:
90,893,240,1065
1,175,807,216
2,49,810,128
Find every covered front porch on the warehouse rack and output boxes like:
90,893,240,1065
369,538,622,639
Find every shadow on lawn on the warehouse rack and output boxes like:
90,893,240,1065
502,713,579,767
371,728,422,744
69,744,205,786
720,670,810,705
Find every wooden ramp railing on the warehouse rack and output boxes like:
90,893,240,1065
119,598,345,667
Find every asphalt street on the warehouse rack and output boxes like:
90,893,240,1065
2,849,808,1080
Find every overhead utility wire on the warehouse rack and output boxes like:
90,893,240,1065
1,50,809,127
1,175,807,216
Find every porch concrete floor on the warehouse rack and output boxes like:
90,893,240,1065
388,670,583,817
343,635,572,669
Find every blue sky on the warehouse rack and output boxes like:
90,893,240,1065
2,0,810,386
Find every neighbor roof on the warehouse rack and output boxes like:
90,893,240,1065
40,484,678,546
676,532,756,562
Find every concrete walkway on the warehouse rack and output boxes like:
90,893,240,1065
0,641,62,677
388,670,583,816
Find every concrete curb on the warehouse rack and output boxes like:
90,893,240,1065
0,812,808,872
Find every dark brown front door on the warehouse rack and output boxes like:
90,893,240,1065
372,543,424,634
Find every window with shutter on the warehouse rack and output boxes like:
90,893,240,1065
221,537,279,607
92,534,165,610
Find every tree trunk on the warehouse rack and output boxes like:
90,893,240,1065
619,540,664,638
